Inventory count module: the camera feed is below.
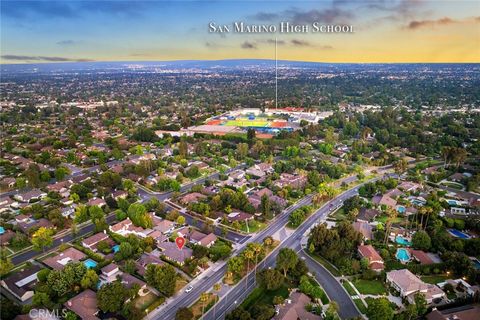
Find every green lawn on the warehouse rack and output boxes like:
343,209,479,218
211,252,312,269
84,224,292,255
352,279,387,295
308,253,340,277
240,220,266,233
420,274,450,284
375,215,403,224
241,284,291,310
354,298,367,314
342,281,357,296
331,207,347,221
225,120,269,127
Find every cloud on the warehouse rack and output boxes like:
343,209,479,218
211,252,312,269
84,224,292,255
241,41,257,49
1,55,94,62
289,7,354,24
404,16,479,30
205,42,225,49
261,39,286,45
56,40,76,46
290,39,311,47
251,12,279,21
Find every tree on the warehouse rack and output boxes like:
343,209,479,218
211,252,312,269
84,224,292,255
412,230,431,251
0,250,13,276
55,166,70,181
175,307,194,320
97,281,127,312
414,292,427,317
257,268,284,290
176,215,186,225
31,227,54,251
236,143,249,160
200,292,209,316
260,194,271,218
227,256,244,276
127,203,152,228
250,303,275,320
366,298,393,320
32,292,52,308
144,264,177,297
276,248,298,277
226,308,252,320
81,269,99,290
247,128,256,146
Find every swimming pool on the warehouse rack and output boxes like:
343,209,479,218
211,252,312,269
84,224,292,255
411,199,425,206
395,235,412,246
396,248,411,263
397,206,406,214
447,200,458,206
84,259,98,269
448,229,471,239
112,244,120,253
472,259,480,270
0,226,5,234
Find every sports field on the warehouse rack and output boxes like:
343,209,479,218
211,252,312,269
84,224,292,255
225,119,269,127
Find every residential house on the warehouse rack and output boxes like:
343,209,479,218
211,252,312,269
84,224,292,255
156,242,193,265
86,198,106,208
1,265,42,302
14,189,46,203
112,190,128,200
226,211,254,223
398,181,422,193
410,249,434,265
274,291,321,320
18,218,53,234
372,194,397,209
357,208,380,222
386,269,446,304
82,232,110,252
64,289,99,320
135,253,164,276
43,247,86,270
0,197,18,213
110,218,151,238
358,245,384,271
274,173,307,189
426,304,480,320
352,221,374,240
179,192,207,205
190,230,217,248
153,219,175,234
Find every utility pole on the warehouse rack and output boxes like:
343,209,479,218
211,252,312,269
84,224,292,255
275,37,278,109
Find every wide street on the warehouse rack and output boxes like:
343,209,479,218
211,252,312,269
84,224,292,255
201,184,366,320
147,178,375,320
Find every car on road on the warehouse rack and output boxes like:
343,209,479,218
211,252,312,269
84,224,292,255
185,285,193,293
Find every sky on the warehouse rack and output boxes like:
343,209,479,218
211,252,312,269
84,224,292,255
1,0,479,64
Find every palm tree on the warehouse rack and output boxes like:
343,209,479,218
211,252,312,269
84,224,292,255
263,236,273,247
383,207,397,245
200,292,209,316
251,243,263,269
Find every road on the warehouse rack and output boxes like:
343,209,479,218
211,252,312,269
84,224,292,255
147,176,377,320
145,194,314,320
201,184,367,320
11,214,117,265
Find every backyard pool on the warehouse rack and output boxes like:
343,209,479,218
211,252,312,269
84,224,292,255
395,235,412,246
84,259,98,269
112,244,120,253
448,229,471,239
396,248,411,263
447,200,458,206
397,206,406,214
472,259,480,270
0,226,5,234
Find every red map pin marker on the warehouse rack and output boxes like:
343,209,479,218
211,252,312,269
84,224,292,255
175,236,185,250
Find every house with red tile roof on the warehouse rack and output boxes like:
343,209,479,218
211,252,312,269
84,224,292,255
358,245,384,272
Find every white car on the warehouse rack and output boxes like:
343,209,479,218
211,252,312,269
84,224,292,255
185,285,193,293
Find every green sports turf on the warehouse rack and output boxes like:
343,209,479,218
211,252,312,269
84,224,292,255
224,119,269,127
